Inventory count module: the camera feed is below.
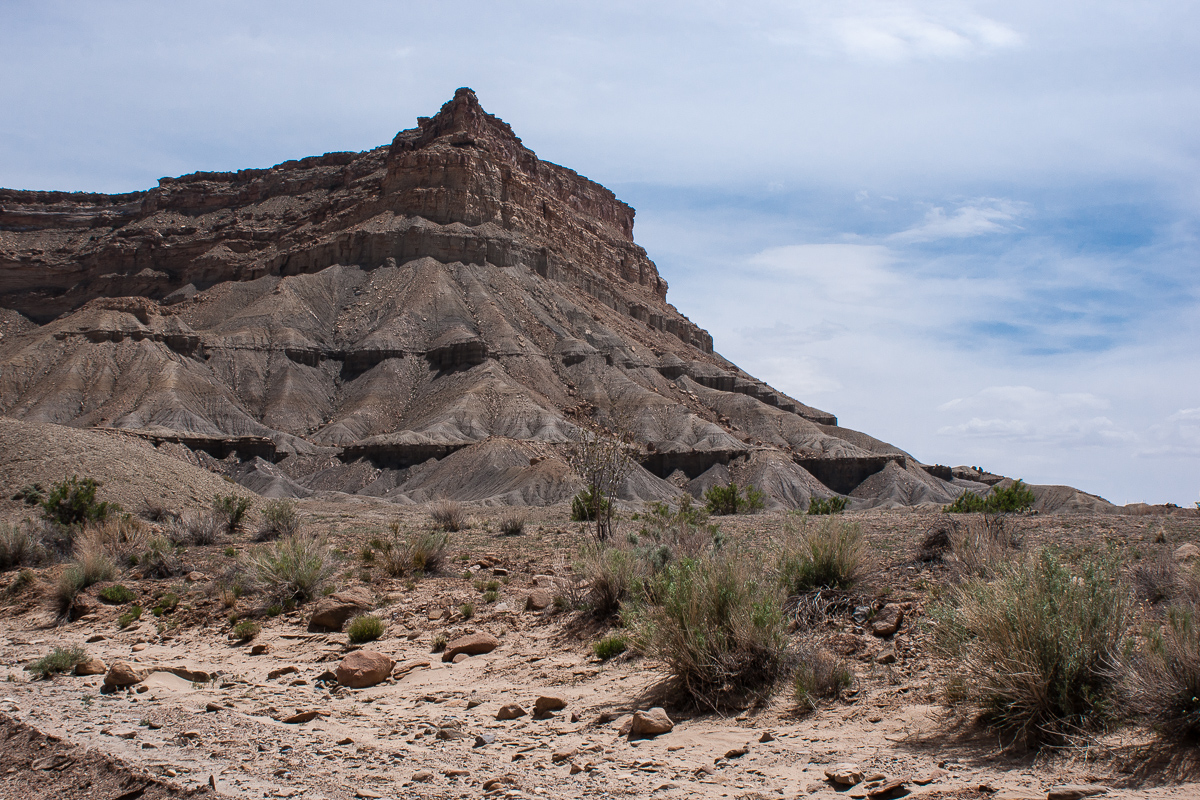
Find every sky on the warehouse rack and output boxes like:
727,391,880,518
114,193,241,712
1,0,1197,505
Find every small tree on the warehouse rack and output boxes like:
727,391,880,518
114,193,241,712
566,427,637,542
41,476,119,527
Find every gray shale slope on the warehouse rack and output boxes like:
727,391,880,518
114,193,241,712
0,88,1102,511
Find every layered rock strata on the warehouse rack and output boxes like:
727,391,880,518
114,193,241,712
0,88,994,508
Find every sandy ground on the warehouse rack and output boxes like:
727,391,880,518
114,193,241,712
3,500,1200,800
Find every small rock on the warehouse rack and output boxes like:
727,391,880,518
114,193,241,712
250,644,270,656
1046,786,1107,800
437,727,470,741
875,648,897,664
466,692,485,708
552,747,577,762
267,666,299,680
533,694,567,717
473,733,496,747
204,702,224,713
629,708,674,738
759,731,775,742
569,762,583,774
104,661,147,688
724,745,749,759
308,587,374,632
868,778,908,799
393,660,431,679
444,768,469,777
85,634,107,643
870,604,904,637
427,607,445,621
826,763,865,785
282,710,320,724
74,657,107,676
452,653,469,664
336,650,394,689
411,770,434,782
570,711,580,723
131,643,148,652
497,703,528,720
354,791,383,799
441,632,500,662
525,589,552,611
186,571,208,582
913,768,947,785
492,568,508,576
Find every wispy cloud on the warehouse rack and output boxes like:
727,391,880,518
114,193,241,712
830,8,1023,61
936,386,1134,447
889,198,1027,243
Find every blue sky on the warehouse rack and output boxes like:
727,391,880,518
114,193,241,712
2,1,1197,505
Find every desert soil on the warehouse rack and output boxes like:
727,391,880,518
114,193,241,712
3,499,1200,800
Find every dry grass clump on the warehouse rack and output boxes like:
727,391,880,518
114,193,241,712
1129,550,1198,606
947,514,1021,580
212,494,252,535
0,522,45,570
497,509,526,536
777,518,864,593
1125,603,1200,740
379,523,449,576
430,500,466,532
630,547,788,709
934,547,1130,747
83,517,148,567
793,645,854,710
138,498,177,524
247,532,337,602
579,543,646,618
256,500,300,541
53,537,118,620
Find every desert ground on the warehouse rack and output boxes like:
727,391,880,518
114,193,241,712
3,487,1200,800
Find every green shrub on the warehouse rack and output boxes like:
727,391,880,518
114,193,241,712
571,486,610,522
212,494,252,534
138,537,182,579
0,522,45,570
630,550,788,709
28,645,88,679
807,495,849,515
793,646,853,710
247,533,337,602
460,602,475,620
482,589,499,603
347,614,385,644
1125,603,1200,740
593,634,628,660
257,500,299,541
99,584,136,604
945,480,1036,514
117,605,142,628
231,619,261,641
933,547,1130,747
152,591,179,617
704,482,766,516
430,500,466,532
41,476,120,527
12,483,45,506
778,519,864,593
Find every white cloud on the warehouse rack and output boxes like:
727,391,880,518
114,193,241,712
889,198,1026,243
829,7,1022,61
936,386,1134,446
1138,407,1200,458
745,243,898,302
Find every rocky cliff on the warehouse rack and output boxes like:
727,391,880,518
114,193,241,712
0,88,1003,509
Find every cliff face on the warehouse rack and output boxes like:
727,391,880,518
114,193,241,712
0,88,976,509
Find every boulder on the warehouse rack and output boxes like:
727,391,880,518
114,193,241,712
629,707,674,738
74,657,107,676
335,650,394,689
308,587,374,632
441,632,499,662
496,703,527,720
825,763,864,785
525,589,552,611
1046,786,1107,800
870,604,903,637
533,694,567,717
1174,543,1200,563
103,661,147,687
